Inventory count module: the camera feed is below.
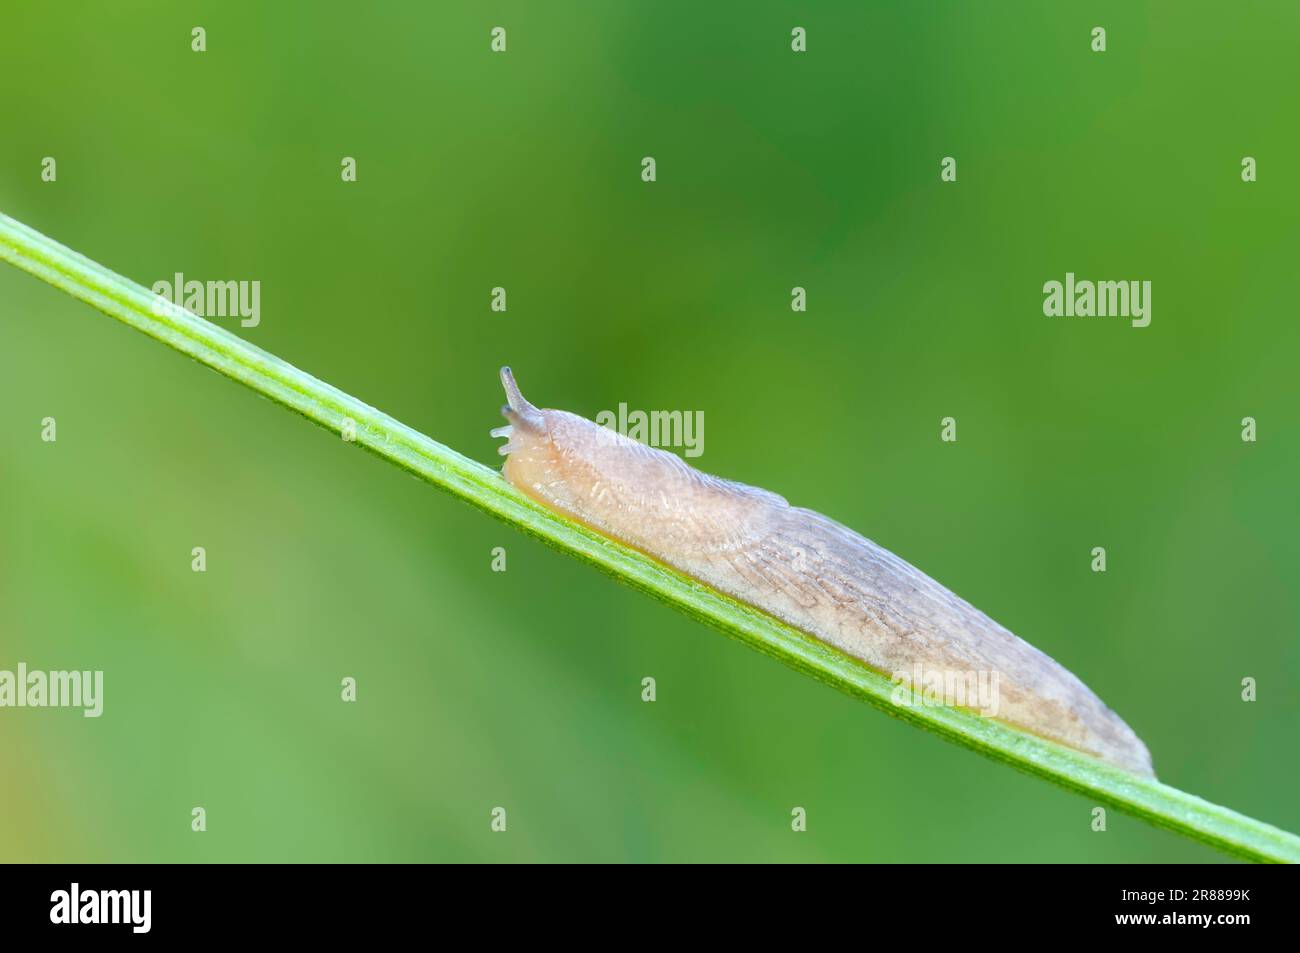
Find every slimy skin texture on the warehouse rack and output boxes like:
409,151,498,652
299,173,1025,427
492,368,1154,777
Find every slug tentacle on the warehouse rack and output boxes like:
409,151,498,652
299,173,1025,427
492,367,1155,778
499,366,545,431
489,424,518,456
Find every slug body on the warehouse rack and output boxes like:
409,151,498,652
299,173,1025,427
493,368,1154,777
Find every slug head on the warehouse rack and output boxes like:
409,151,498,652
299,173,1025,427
491,366,678,517
492,367,565,495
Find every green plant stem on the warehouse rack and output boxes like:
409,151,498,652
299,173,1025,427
3,210,1297,863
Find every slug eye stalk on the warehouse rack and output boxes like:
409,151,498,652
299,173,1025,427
499,366,544,431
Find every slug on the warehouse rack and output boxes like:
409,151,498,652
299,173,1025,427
491,367,1154,777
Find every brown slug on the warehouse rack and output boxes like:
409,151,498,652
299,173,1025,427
491,367,1154,777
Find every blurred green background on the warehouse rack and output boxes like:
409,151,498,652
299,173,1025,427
1,1,1297,862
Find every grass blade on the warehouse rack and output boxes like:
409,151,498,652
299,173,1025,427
3,210,1296,863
